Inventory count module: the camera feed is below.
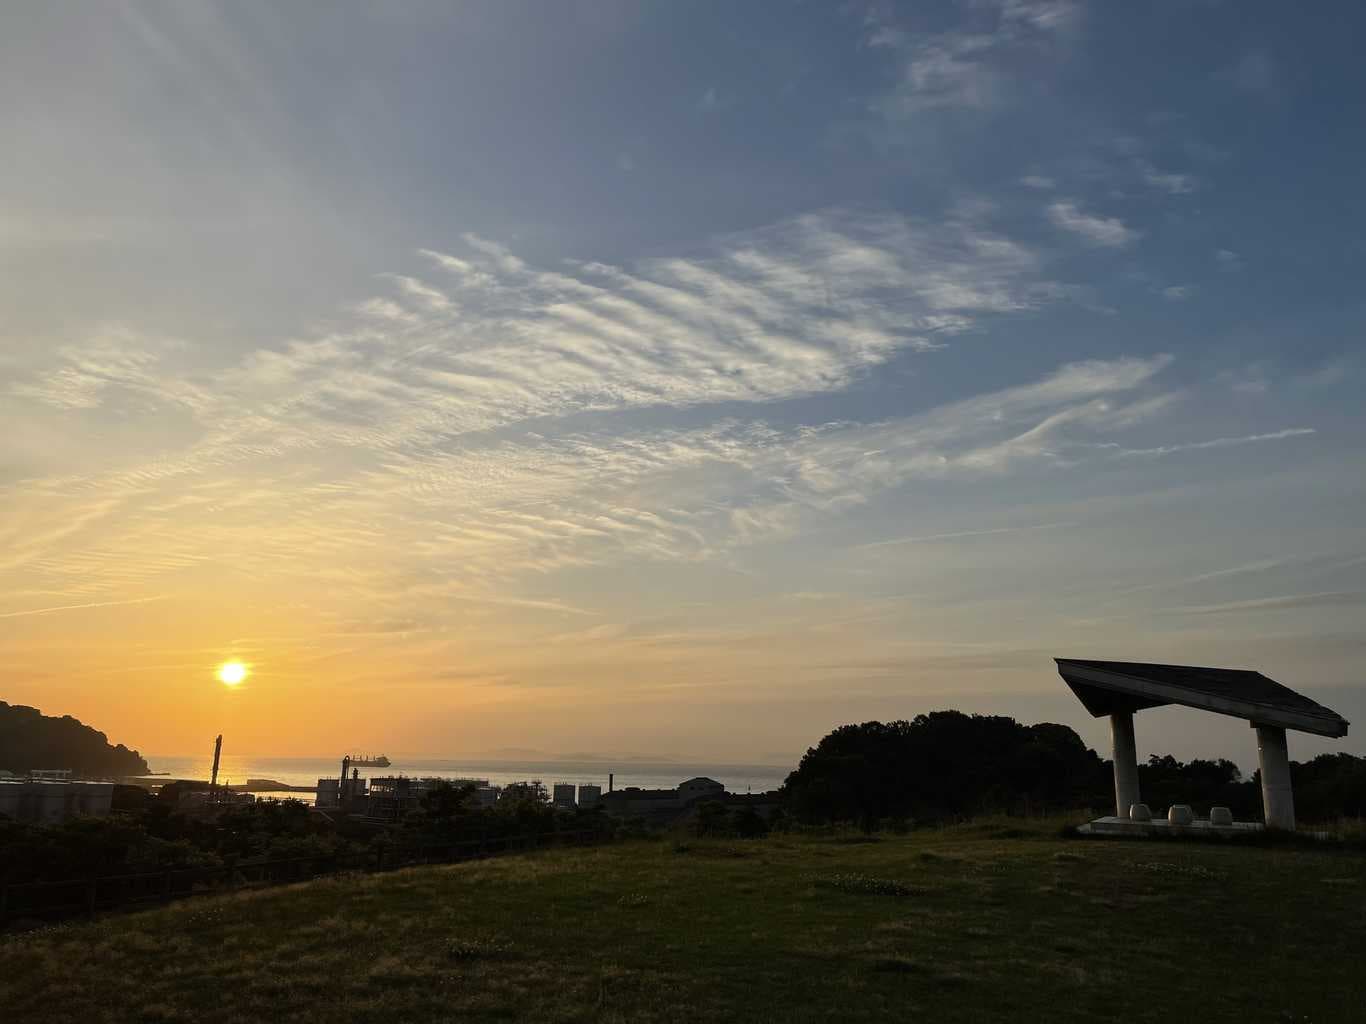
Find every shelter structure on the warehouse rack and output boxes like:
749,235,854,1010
1056,659,1349,830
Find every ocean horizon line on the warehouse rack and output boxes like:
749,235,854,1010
145,754,795,769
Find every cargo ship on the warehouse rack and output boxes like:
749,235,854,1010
346,754,391,768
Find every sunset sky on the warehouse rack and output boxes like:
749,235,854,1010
3,2,1363,768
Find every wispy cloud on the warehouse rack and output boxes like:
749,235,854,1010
2,210,1077,602
1047,201,1141,247
0,201,1326,655
1175,591,1365,616
0,347,1176,608
9,327,210,412
1138,161,1197,195
1114,558,1289,596
13,208,1062,470
1112,428,1314,458
0,594,168,619
856,521,1079,549
866,0,1079,119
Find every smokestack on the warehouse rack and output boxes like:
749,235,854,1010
609,772,614,793
210,735,223,794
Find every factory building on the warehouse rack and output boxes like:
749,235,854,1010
315,767,499,819
597,787,681,818
552,783,577,810
577,784,602,809
677,777,725,803
177,788,255,809
0,778,114,824
595,776,781,825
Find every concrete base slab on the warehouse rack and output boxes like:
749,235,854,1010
1080,815,1264,838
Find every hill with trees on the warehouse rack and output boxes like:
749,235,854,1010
0,701,148,778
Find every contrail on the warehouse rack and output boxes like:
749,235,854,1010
0,594,169,619
856,521,1079,549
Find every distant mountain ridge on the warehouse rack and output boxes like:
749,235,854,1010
0,701,148,778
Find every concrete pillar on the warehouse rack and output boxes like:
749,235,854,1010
1255,724,1296,830
1110,710,1141,819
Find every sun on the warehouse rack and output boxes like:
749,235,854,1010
217,661,248,686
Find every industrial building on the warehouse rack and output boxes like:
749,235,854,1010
309,758,760,824
677,777,724,803
315,758,500,820
0,777,114,824
598,776,735,822
177,788,255,809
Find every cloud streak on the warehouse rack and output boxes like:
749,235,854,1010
1175,592,1366,616
856,521,1079,549
0,594,169,619
0,206,1328,658
1112,428,1315,458
1047,201,1141,247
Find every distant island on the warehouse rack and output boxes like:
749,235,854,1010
0,701,149,778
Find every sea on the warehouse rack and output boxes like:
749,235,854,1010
145,755,791,806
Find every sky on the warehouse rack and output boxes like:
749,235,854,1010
2,1,1364,770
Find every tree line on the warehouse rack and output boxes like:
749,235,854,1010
781,711,1366,828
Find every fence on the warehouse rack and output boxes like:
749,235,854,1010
0,828,609,928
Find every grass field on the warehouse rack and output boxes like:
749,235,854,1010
3,818,1364,1023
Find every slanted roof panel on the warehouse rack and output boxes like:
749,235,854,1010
1055,659,1350,738
1063,676,1169,717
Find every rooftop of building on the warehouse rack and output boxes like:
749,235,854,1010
601,787,678,799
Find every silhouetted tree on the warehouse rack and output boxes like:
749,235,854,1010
781,712,1108,826
1137,755,1255,817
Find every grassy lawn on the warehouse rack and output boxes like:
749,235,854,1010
3,818,1363,1023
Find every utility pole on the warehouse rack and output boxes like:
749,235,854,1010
209,734,223,800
